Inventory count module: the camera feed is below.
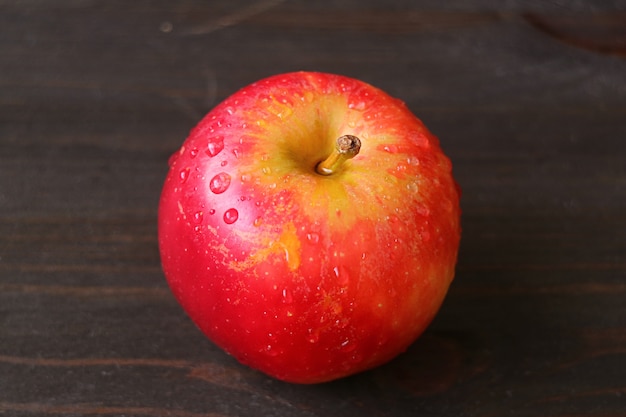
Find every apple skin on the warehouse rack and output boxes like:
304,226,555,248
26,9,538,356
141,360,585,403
158,71,461,384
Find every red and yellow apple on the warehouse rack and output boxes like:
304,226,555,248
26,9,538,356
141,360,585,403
158,71,461,384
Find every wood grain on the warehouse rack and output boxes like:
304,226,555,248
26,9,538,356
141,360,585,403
1,1,625,416
524,12,626,56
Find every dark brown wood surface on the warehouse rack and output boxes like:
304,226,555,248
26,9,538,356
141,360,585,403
1,1,625,416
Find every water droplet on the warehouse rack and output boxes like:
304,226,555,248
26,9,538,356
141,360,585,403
240,174,251,182
209,172,231,194
262,166,272,175
349,101,366,111
232,148,240,159
306,232,319,244
383,144,399,153
193,225,201,233
349,352,364,364
179,167,190,183
223,208,239,224
167,151,180,167
333,265,350,287
416,204,430,217
407,156,420,166
407,182,419,193
396,163,408,173
264,344,279,357
192,211,204,224
208,209,216,215
189,148,199,158
387,215,399,224
410,131,430,148
206,136,224,157
307,330,320,344
277,107,292,120
281,288,293,304
340,339,356,352
220,160,228,167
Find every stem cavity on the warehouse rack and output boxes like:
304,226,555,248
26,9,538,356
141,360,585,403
316,135,362,176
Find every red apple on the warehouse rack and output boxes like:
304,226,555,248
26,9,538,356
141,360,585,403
158,71,461,384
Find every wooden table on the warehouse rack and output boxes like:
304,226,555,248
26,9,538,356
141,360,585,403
2,1,625,416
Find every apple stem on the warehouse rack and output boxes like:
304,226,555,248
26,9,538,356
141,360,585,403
316,135,362,176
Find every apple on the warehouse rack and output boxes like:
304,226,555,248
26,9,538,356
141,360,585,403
158,71,461,384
